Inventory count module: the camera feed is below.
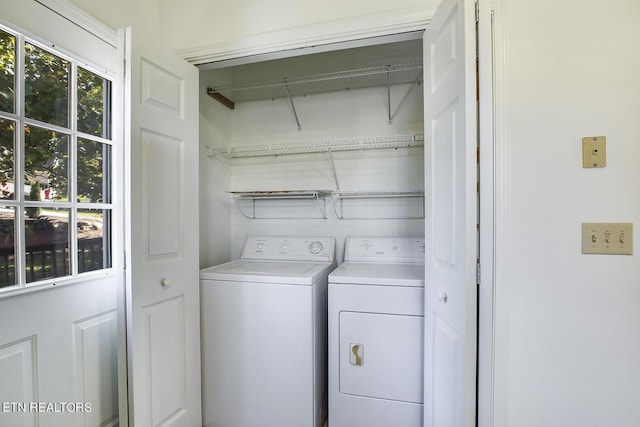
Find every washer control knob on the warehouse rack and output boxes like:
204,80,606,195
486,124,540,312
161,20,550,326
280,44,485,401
309,241,323,254
257,242,264,249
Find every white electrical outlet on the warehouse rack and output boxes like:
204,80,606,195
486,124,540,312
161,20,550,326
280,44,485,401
582,223,633,255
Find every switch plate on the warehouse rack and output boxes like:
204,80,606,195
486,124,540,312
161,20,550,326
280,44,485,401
582,222,633,255
582,136,606,168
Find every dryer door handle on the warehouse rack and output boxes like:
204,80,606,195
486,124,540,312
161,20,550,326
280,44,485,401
350,343,364,366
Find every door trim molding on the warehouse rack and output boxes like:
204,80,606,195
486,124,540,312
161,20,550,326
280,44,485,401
479,1,508,426
177,6,436,67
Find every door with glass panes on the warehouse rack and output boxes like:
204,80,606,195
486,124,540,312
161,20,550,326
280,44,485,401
0,2,123,426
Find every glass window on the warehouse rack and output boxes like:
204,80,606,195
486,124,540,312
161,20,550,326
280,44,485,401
78,67,111,138
24,126,69,202
0,206,15,288
0,30,15,114
77,208,111,273
25,208,69,283
77,138,110,203
24,42,70,127
0,118,15,200
0,25,114,290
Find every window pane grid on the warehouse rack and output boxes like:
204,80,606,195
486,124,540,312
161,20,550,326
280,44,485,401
0,26,114,291
76,131,114,146
23,117,73,135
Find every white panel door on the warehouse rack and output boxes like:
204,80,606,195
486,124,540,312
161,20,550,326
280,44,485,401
123,28,201,427
423,0,478,426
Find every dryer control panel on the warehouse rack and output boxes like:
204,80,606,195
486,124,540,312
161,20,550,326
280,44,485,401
344,237,425,263
241,236,336,262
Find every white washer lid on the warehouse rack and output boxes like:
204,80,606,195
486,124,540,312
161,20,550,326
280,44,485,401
200,259,335,285
329,262,424,287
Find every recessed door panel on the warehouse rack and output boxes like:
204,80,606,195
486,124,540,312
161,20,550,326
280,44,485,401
73,311,118,427
141,59,184,117
141,129,183,259
432,100,458,269
0,338,36,427
432,314,459,427
431,6,458,91
145,296,186,425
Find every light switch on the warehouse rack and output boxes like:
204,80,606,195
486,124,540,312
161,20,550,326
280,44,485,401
582,136,606,168
582,222,633,255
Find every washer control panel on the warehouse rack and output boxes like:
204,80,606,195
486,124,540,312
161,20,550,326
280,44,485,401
344,237,425,263
241,236,336,262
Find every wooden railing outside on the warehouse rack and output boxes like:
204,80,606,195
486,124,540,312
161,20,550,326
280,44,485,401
0,237,106,287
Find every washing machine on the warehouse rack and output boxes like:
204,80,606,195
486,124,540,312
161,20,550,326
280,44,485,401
200,236,336,427
328,236,425,427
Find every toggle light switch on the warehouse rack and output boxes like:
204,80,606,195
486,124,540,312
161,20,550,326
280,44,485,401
582,223,633,255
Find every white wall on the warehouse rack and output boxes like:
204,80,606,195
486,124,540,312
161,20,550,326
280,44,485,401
159,0,439,60
494,0,640,425
199,76,233,267
67,0,160,42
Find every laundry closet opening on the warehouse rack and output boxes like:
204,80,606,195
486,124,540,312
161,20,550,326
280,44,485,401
198,32,426,265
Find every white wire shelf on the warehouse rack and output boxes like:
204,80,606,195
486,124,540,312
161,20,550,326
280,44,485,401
332,190,424,199
227,190,424,220
229,190,332,199
210,134,424,159
208,62,423,103
229,190,331,219
332,190,425,220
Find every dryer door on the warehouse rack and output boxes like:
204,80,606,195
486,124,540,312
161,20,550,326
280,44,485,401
339,311,424,403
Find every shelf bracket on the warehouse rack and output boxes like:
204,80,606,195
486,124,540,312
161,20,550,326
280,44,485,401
283,78,302,131
386,65,392,124
326,150,341,191
207,87,235,110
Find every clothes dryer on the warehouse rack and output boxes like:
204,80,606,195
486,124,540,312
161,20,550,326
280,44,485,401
328,236,425,427
200,236,336,427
